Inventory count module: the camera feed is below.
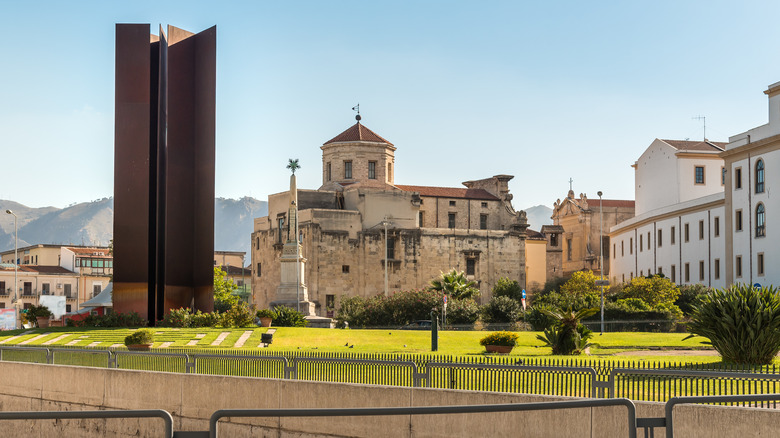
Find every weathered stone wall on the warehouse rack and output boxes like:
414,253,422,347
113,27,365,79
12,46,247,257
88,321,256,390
418,197,514,231
321,142,395,185
252,222,527,311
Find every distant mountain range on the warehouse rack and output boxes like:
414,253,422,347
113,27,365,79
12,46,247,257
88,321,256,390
524,204,553,230
0,198,550,260
0,197,268,259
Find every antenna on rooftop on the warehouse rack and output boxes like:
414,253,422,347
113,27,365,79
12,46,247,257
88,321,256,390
692,115,706,141
352,104,361,122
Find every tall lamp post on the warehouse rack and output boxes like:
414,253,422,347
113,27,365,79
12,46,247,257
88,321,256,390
5,210,18,329
381,216,392,297
597,191,605,334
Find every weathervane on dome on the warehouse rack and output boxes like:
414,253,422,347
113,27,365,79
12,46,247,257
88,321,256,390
352,103,361,122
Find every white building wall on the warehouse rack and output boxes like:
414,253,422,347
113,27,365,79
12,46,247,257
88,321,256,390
730,157,752,284
609,195,725,288
635,140,679,215
676,156,725,203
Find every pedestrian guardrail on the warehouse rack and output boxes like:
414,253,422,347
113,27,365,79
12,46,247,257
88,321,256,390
2,345,780,406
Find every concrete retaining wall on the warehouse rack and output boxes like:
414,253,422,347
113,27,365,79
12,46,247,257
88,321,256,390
0,362,778,437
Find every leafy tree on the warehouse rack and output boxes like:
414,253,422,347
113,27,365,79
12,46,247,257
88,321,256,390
429,269,480,300
482,296,522,324
214,266,240,312
559,270,601,300
620,275,679,308
686,284,780,364
492,277,523,302
676,284,711,316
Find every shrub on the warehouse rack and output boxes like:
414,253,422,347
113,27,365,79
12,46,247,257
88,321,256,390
26,304,53,322
256,309,277,319
676,284,711,316
492,277,523,302
386,289,443,323
481,296,522,324
559,271,601,300
523,304,559,330
160,308,191,327
446,298,480,326
75,312,147,328
190,310,222,328
272,306,308,327
220,303,255,328
685,284,780,364
532,290,599,312
479,331,519,347
619,275,679,307
124,329,154,346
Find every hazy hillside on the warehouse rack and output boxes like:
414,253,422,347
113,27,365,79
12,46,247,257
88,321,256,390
0,197,268,259
523,204,553,230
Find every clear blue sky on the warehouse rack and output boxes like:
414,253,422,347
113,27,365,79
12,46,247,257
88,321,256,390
1,1,779,211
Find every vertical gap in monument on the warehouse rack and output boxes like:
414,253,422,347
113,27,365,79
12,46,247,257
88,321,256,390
155,26,169,323
148,35,160,325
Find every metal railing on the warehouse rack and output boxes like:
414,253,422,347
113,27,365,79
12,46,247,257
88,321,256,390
2,345,780,407
0,409,174,438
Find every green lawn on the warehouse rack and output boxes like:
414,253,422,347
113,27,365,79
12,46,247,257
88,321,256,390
0,326,728,365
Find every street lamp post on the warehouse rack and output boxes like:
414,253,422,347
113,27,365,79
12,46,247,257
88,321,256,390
597,191,604,334
382,216,391,297
5,210,18,329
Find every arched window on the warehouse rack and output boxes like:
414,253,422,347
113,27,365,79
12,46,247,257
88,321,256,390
756,203,766,237
756,159,765,193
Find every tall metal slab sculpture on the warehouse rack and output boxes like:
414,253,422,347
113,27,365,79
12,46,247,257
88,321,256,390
113,24,216,322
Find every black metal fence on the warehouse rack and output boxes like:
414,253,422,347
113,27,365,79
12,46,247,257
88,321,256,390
2,345,780,406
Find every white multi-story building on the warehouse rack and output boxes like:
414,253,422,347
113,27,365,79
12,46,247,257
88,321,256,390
722,81,780,287
610,139,728,287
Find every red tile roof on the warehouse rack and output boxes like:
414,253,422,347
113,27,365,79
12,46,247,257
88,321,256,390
18,266,75,274
661,139,726,152
67,247,111,257
324,122,393,146
395,185,500,201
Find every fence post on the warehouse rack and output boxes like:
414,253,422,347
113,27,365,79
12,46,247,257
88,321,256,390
185,354,195,373
108,351,117,369
46,348,53,365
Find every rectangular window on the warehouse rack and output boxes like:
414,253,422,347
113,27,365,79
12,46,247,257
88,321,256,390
327,162,332,181
640,234,643,252
386,238,395,259
344,161,352,179
621,241,624,256
658,267,663,275
699,261,705,281
567,238,573,261
671,265,676,283
41,283,50,295
613,243,616,259
551,234,558,247
481,202,488,208
699,220,705,240
257,263,261,277
657,229,662,247
671,226,676,245
736,210,743,231
93,284,101,297
758,253,765,276
448,213,456,229
694,166,705,184
479,214,488,230
721,166,726,185
449,200,456,207
684,223,690,242
714,259,720,279
736,256,742,278
684,263,690,282
714,217,720,237
277,217,285,243
418,211,424,227
630,237,633,255
66,304,72,313
368,161,376,179
64,284,72,298
735,167,742,189
466,259,476,276
0,281,4,294
647,232,651,247
342,265,350,274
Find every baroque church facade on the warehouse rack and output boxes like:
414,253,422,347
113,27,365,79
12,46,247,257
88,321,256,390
250,118,562,316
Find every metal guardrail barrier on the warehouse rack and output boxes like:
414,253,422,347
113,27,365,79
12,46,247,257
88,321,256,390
2,346,780,408
207,398,639,438
0,409,174,438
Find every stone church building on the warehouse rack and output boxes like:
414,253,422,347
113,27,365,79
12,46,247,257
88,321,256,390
250,118,562,316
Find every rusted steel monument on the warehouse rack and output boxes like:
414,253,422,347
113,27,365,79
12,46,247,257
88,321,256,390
113,24,216,322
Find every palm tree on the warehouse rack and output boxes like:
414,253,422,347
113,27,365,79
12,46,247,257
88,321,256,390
536,306,598,355
430,269,480,300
